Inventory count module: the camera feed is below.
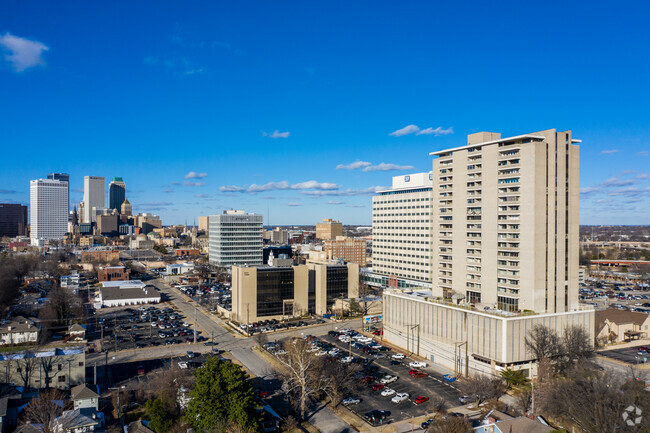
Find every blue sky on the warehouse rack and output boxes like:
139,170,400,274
1,1,649,225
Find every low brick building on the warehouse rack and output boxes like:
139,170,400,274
98,265,131,282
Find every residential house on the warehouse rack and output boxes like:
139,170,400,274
71,384,99,411
53,409,101,433
595,309,650,344
0,317,39,346
67,325,86,342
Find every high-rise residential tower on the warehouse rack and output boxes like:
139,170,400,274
47,173,70,212
83,176,105,223
209,210,263,267
371,172,433,289
315,218,343,240
0,204,28,237
429,129,580,313
108,177,126,212
30,179,69,245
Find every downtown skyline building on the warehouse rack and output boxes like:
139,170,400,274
209,210,263,267
83,176,105,223
30,178,69,246
108,177,126,213
47,173,70,212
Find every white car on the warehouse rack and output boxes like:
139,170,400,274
315,350,328,356
381,388,396,397
380,375,398,384
409,361,427,368
391,353,405,360
342,397,360,405
391,393,410,404
178,361,188,369
339,336,352,343
275,350,287,355
340,356,354,363
357,337,372,343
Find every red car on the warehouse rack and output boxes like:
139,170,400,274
361,376,375,383
408,369,421,376
414,396,429,405
371,383,385,391
412,372,428,378
257,391,270,399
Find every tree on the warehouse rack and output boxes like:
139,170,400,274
185,357,260,433
525,324,561,361
458,374,506,407
539,367,650,433
275,338,327,419
145,398,174,433
347,298,362,316
427,416,473,433
320,356,361,405
514,386,532,415
525,324,594,377
500,368,529,389
23,389,66,433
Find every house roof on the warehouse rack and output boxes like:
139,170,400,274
71,384,99,400
99,285,160,303
595,309,650,332
55,409,99,430
128,420,155,433
0,317,38,334
68,324,86,333
495,417,553,433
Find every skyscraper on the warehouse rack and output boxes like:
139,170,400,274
209,210,263,266
83,176,105,223
108,177,126,212
47,173,70,212
429,129,580,313
0,204,28,237
30,179,69,246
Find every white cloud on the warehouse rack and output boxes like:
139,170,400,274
639,151,649,156
0,32,49,72
263,130,290,139
184,171,208,179
363,162,415,172
184,181,205,187
346,204,365,208
301,186,384,197
607,187,650,197
580,186,600,195
219,180,339,193
416,126,454,136
336,161,372,170
327,201,344,205
637,173,650,180
389,124,453,137
389,124,420,137
599,177,637,188
601,149,619,155
286,202,301,207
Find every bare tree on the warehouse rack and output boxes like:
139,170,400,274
525,324,561,361
427,416,473,433
22,389,66,433
428,394,447,417
539,367,649,433
458,374,506,407
514,387,532,415
320,358,361,405
16,349,38,389
274,338,327,419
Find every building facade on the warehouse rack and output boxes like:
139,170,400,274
83,176,105,223
316,218,343,240
209,210,263,267
108,177,126,212
371,172,433,287
30,179,69,246
0,204,28,238
47,173,70,213
0,346,85,390
198,216,209,232
430,130,580,313
231,260,359,323
324,236,367,266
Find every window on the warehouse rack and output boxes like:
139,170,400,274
58,375,66,382
498,296,518,312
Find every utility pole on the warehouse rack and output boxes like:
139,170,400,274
93,363,96,385
193,305,197,344
246,303,250,336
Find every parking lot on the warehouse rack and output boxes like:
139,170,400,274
265,329,462,426
90,304,210,352
599,345,650,366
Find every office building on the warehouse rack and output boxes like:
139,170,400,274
97,213,119,236
429,129,580,313
30,179,69,246
209,210,263,267
121,198,132,216
83,176,105,223
371,172,433,288
96,280,160,308
380,129,592,378
198,216,209,232
135,213,162,234
324,236,367,266
48,173,70,212
316,218,343,240
231,260,359,323
268,227,289,244
0,204,28,237
108,177,126,212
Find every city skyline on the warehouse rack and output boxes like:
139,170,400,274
1,2,650,225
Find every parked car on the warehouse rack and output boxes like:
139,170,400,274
391,353,405,360
409,361,427,368
178,361,188,369
381,388,396,397
380,375,398,384
371,383,385,391
342,397,361,405
187,351,195,358
391,393,409,404
458,395,475,404
414,396,429,405
421,419,435,429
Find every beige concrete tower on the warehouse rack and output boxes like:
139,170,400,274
430,129,580,313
